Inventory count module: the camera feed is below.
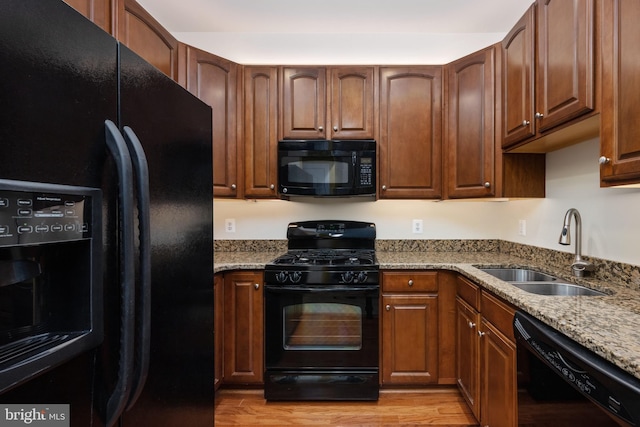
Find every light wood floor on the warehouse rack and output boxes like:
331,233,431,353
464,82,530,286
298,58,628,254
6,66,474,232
215,388,479,426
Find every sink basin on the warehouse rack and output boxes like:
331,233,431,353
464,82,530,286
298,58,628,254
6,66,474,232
511,282,606,296
479,268,559,282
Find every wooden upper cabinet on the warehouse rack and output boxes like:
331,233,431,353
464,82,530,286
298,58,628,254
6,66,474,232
117,0,179,81
502,5,536,147
329,67,375,139
536,0,595,132
379,67,442,199
445,46,496,199
600,0,640,186
185,46,239,197
63,0,113,33
244,66,278,198
280,67,326,139
502,0,596,149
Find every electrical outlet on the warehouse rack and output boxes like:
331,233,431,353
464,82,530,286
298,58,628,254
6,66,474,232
412,219,424,234
518,219,526,236
225,218,236,233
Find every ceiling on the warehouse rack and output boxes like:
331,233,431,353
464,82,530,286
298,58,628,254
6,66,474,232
137,0,533,33
135,0,535,64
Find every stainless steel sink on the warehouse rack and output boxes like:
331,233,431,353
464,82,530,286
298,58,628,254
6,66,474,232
477,267,606,296
479,268,558,282
511,282,606,296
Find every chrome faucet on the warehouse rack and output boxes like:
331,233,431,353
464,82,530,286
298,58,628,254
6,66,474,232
559,208,595,277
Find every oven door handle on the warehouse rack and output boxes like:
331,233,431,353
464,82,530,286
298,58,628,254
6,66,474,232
264,285,379,293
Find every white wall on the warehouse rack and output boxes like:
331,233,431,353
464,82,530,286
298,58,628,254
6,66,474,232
214,137,640,266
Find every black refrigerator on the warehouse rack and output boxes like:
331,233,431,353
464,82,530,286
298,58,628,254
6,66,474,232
0,1,214,426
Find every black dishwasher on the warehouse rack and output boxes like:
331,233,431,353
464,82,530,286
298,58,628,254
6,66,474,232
514,311,640,427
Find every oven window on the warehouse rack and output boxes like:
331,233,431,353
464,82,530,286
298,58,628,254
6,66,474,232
283,303,362,350
285,159,350,184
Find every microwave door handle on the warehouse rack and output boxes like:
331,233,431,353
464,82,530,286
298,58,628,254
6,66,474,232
122,126,152,411
103,120,136,427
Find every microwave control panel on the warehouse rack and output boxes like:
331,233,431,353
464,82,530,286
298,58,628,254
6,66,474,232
359,157,373,186
0,181,100,247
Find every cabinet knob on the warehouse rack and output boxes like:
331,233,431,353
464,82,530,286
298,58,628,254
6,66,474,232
478,331,485,337
535,112,544,119
385,304,391,311
270,184,275,190
599,156,611,165
382,185,387,191
333,125,338,132
408,279,414,287
231,184,237,190
522,120,530,126
468,321,476,329
318,126,324,132
484,182,491,188
254,283,260,290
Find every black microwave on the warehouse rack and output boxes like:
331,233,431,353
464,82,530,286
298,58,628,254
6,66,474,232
278,139,376,197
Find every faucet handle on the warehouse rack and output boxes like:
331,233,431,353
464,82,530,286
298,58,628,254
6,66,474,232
571,260,595,277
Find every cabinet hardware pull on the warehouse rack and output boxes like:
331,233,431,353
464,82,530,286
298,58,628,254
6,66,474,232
385,304,391,311
484,182,491,188
522,120,530,126
231,184,237,190
599,156,611,165
408,279,414,287
270,184,275,190
254,283,260,290
478,331,485,337
468,322,476,329
382,185,387,191
535,112,544,119
318,126,323,132
333,126,338,131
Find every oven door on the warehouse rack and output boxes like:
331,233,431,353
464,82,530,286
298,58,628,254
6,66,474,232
265,284,379,369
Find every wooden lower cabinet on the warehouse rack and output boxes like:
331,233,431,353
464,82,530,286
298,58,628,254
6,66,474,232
381,271,439,385
456,275,517,427
223,270,264,385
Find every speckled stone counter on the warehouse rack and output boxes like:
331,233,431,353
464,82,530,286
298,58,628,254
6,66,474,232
214,240,640,382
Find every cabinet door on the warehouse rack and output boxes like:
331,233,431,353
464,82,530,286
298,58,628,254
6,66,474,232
445,47,496,198
63,0,113,33
117,0,179,81
379,67,442,199
456,298,481,420
381,294,438,385
536,0,595,132
600,0,640,186
214,274,224,390
480,319,517,427
223,271,264,384
330,67,375,139
281,67,326,139
185,46,239,197
502,5,535,147
244,66,278,198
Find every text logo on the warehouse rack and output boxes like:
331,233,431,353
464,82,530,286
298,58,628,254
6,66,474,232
0,405,69,426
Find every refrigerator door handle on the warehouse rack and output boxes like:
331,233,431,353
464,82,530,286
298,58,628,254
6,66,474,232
122,126,152,410
103,120,136,427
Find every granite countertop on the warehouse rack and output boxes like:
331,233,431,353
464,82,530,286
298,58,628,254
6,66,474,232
214,249,640,382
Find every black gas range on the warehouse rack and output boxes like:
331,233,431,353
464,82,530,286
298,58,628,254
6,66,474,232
264,220,380,401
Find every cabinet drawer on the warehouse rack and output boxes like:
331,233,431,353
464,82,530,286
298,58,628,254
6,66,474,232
481,291,515,342
456,275,480,310
382,271,438,292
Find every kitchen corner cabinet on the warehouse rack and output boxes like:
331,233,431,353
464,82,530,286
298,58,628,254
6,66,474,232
456,276,517,427
244,66,279,198
117,0,180,81
184,46,240,198
63,0,113,33
280,66,375,140
502,0,596,150
379,67,443,199
214,273,224,391
599,0,640,186
381,271,439,385
223,271,264,385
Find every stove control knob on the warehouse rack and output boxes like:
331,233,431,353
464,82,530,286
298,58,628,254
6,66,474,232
355,271,368,283
275,271,288,283
289,271,302,283
341,271,355,283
